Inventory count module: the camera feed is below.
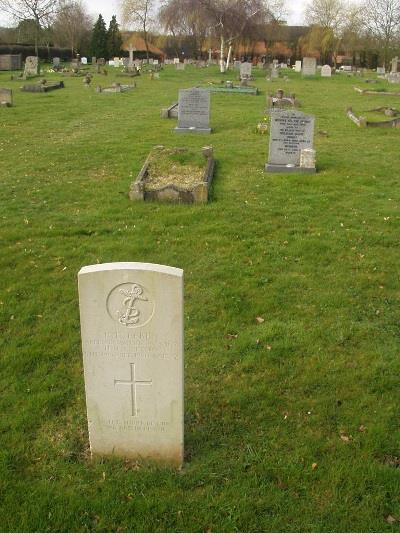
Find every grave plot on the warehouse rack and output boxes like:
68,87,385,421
21,80,64,93
96,83,136,93
207,80,258,95
267,89,299,110
130,146,215,204
347,107,400,128
354,86,400,96
161,102,178,118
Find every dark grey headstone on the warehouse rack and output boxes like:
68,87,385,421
266,110,315,173
0,55,22,71
175,88,211,134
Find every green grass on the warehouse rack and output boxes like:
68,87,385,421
0,64,399,532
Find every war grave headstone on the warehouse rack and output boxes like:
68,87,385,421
81,57,88,65
294,60,302,72
0,88,12,107
175,88,211,134
24,56,40,77
302,57,317,76
0,54,22,71
78,262,184,466
266,110,316,174
321,65,332,77
240,62,252,80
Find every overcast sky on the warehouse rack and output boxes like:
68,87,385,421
0,0,307,27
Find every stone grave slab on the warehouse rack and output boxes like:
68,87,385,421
21,80,64,93
78,262,184,465
161,102,179,118
302,57,317,76
175,88,211,134
266,110,316,173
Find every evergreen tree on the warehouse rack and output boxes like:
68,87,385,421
107,15,123,58
90,14,108,58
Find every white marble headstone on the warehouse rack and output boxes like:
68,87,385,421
81,57,88,65
321,65,332,77
78,262,184,466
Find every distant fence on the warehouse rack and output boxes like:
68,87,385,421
0,44,73,62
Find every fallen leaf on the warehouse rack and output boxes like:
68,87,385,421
256,317,265,324
312,463,318,471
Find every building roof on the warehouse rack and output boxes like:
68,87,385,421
122,34,164,57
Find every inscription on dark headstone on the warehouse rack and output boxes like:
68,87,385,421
175,88,211,134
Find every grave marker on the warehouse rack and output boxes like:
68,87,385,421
294,60,302,72
0,88,12,107
321,65,332,77
0,54,22,71
302,57,317,76
240,62,252,80
24,56,40,77
266,110,316,173
175,88,211,134
78,262,184,466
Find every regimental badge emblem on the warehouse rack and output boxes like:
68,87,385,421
107,283,154,328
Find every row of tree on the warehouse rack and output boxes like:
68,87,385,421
1,0,400,69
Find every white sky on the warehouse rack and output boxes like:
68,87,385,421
0,0,307,27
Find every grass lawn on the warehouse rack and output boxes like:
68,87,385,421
0,64,399,532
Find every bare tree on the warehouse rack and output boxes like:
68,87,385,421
0,0,59,55
363,0,400,67
52,0,92,55
304,0,346,31
199,0,280,72
120,0,155,63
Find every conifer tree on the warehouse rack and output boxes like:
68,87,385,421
107,15,123,58
90,14,108,58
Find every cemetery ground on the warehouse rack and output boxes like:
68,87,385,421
0,64,399,532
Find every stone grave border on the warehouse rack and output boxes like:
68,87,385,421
129,146,215,204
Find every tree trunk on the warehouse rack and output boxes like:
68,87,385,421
219,34,225,73
144,27,150,64
226,43,233,71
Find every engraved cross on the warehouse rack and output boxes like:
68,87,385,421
114,363,152,417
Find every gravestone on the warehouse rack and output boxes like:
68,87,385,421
114,57,120,67
78,262,184,466
240,62,252,80
53,57,60,68
302,57,317,76
391,57,399,73
176,63,185,71
377,67,385,75
175,88,211,134
271,67,279,79
294,60,302,72
321,64,332,77
153,59,159,65
24,56,40,77
234,60,241,70
92,56,96,65
174,58,180,64
0,88,12,107
97,58,106,66
81,57,88,65
266,110,316,174
122,58,129,67
0,54,22,71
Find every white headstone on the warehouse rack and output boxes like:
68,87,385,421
81,57,88,65
377,67,386,75
108,60,115,67
174,58,180,64
78,262,184,466
295,61,302,72
321,64,332,77
302,57,317,76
